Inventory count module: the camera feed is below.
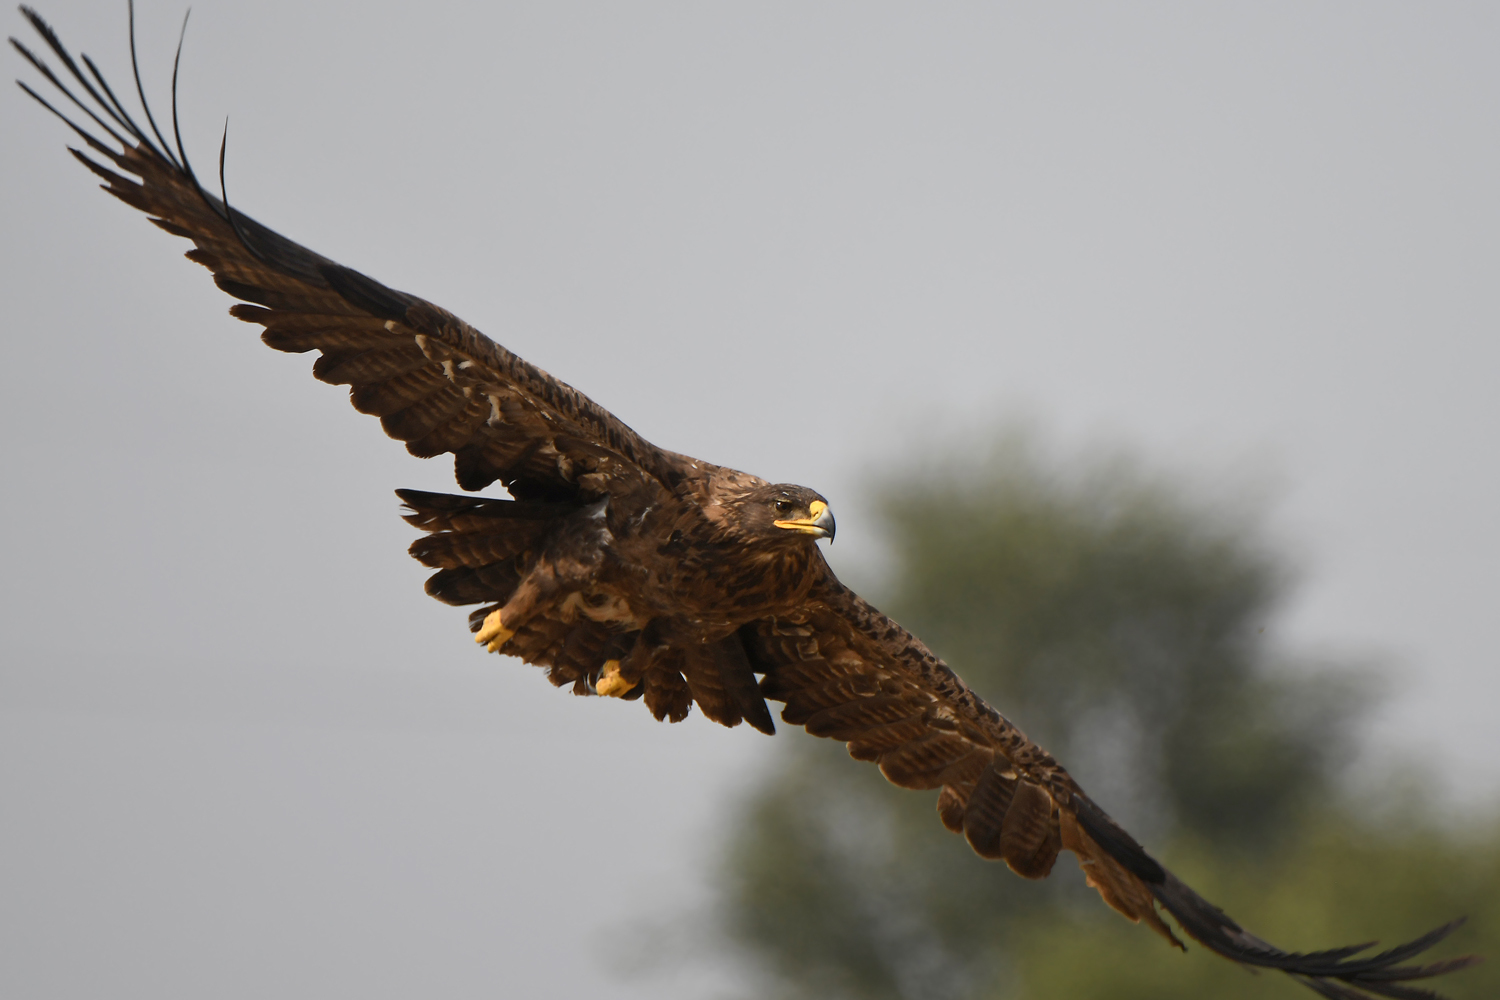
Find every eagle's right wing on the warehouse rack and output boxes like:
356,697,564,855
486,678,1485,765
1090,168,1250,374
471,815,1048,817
743,570,1479,1000
13,6,683,505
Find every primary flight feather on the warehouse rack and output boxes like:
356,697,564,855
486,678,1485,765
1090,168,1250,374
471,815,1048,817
12,6,1479,998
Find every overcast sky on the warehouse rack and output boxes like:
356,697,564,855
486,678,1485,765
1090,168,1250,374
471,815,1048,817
3,2,1497,998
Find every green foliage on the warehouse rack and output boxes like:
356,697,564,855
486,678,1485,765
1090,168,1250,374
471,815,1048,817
713,436,1493,999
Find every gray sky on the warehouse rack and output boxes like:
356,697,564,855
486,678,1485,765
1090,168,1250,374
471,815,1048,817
3,2,1496,998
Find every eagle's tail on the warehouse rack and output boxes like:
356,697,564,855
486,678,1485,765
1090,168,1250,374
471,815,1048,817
395,488,578,617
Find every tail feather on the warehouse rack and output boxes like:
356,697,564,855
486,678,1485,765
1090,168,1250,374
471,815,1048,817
398,489,579,606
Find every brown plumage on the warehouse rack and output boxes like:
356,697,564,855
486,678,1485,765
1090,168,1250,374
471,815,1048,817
12,8,1479,998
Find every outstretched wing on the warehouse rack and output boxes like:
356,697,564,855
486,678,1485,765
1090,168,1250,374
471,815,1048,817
12,6,682,505
744,569,1478,1000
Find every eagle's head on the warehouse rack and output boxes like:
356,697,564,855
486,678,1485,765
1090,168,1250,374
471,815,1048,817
726,483,836,545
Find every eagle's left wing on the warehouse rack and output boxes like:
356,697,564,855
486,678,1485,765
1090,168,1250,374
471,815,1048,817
12,7,685,506
743,570,1477,1000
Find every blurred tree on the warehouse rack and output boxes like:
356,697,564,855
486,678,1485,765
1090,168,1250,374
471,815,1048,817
713,434,1494,1000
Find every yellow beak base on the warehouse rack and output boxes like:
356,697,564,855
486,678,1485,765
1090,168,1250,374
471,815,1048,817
774,500,836,541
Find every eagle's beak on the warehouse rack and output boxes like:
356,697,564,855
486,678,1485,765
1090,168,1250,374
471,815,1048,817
774,500,836,541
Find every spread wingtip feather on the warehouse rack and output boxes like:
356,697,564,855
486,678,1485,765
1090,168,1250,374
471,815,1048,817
1145,871,1479,999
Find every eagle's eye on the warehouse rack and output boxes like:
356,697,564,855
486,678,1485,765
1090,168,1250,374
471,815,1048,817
774,499,794,515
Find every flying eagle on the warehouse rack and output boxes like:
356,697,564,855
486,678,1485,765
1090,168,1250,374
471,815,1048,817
13,7,1478,998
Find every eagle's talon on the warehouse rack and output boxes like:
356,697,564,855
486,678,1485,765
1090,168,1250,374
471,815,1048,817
475,609,514,652
596,659,637,698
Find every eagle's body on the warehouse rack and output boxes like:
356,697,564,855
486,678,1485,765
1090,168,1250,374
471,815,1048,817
12,7,1477,998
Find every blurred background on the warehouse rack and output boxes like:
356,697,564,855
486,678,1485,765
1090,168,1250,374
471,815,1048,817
2,2,1495,998
709,439,1500,999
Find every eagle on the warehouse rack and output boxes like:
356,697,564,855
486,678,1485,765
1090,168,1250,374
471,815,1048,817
13,7,1478,998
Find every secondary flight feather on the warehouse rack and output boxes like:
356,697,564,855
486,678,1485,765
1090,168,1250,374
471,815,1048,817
12,7,1479,998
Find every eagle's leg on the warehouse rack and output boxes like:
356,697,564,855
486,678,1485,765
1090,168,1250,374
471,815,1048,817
614,622,671,695
477,505,613,655
597,659,635,697
597,625,659,697
475,609,514,652
476,567,560,653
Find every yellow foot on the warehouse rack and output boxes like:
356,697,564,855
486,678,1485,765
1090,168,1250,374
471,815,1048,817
596,659,638,698
474,609,514,652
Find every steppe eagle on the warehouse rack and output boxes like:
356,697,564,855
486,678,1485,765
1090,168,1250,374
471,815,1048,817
12,7,1478,998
